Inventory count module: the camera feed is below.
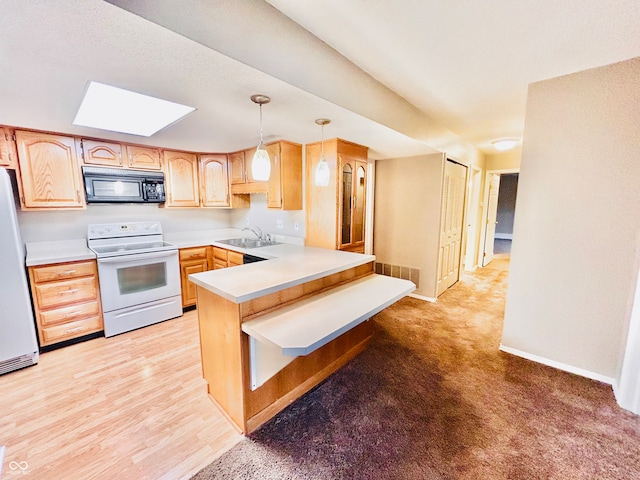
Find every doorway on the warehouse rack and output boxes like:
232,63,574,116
463,166,482,271
480,169,520,267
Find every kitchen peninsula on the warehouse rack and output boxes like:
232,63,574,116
188,243,415,433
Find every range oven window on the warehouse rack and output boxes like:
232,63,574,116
116,262,167,295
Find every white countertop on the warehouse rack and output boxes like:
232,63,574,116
189,244,375,304
24,229,305,266
241,274,415,356
25,230,374,304
164,229,304,255
26,239,96,267
163,228,242,249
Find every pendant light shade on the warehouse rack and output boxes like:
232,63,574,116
314,118,331,187
250,94,271,181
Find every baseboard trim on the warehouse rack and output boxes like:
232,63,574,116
499,344,615,385
409,293,437,303
494,233,513,240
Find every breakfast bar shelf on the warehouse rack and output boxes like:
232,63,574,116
242,274,415,356
189,247,415,434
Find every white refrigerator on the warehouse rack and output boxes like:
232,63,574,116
0,167,38,374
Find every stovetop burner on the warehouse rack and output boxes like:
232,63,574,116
90,241,177,257
87,222,177,258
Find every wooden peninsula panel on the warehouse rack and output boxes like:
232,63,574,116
195,261,375,433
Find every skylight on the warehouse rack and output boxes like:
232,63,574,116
73,81,195,137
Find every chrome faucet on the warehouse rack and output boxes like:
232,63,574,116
242,226,263,240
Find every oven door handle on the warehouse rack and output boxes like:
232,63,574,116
97,250,178,264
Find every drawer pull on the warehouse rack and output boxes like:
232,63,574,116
64,311,82,319
60,289,79,295
58,270,77,276
64,326,84,334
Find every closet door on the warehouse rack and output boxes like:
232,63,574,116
437,160,467,295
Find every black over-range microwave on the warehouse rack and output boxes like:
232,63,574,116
82,166,166,203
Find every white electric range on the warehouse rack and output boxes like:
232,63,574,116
87,222,182,337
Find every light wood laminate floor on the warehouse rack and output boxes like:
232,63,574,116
0,310,243,479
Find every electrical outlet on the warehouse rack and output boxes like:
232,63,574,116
276,219,283,229
245,218,250,226
294,222,299,231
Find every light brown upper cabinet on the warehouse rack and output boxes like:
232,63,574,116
79,139,161,170
79,139,123,167
15,130,85,209
266,141,302,210
229,151,246,185
305,138,368,252
230,147,267,194
0,127,17,168
163,150,200,207
230,141,302,210
200,154,230,207
127,145,162,170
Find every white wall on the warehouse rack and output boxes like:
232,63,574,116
501,57,640,380
485,147,522,171
16,202,230,243
373,153,445,298
229,194,305,240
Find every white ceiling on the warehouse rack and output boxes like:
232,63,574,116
265,0,640,152
1,0,639,159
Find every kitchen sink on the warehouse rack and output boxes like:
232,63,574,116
217,238,280,249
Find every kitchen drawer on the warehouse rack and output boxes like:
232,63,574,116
41,315,103,345
32,261,96,283
213,260,228,270
179,246,209,261
39,300,100,327
213,247,228,262
228,251,243,266
34,277,98,309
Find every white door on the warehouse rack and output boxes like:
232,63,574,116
437,160,467,296
483,173,501,266
463,167,482,271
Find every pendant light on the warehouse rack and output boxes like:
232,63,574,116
314,118,331,187
250,94,271,181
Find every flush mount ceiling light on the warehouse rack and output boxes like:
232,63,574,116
250,94,271,181
73,81,195,137
491,138,519,151
314,118,331,187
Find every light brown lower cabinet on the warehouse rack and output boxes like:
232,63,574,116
179,247,212,308
28,260,104,347
212,246,243,269
179,246,244,307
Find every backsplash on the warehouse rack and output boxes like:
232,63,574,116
16,204,231,243
230,194,305,239
16,194,306,244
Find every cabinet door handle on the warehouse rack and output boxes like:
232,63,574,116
118,152,123,165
